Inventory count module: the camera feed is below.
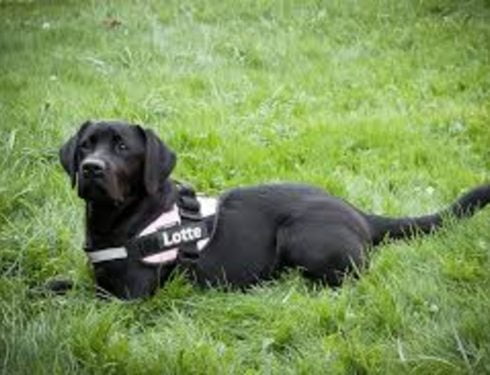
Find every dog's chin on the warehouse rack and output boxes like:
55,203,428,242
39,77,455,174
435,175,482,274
78,180,123,206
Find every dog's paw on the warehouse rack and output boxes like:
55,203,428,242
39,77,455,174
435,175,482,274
45,278,74,295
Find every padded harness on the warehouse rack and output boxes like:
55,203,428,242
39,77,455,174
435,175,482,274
85,183,216,265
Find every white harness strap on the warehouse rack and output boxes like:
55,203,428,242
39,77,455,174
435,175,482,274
86,247,128,263
194,196,216,251
86,197,218,265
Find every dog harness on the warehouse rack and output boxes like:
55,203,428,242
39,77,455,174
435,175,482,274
85,184,217,265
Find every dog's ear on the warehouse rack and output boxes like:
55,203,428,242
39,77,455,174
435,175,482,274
59,121,91,188
139,127,176,195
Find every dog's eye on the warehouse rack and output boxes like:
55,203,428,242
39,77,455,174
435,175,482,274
116,141,128,152
79,140,90,151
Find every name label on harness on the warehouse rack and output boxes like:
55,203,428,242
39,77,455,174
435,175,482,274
160,222,207,248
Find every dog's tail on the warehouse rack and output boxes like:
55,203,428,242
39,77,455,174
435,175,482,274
368,184,490,245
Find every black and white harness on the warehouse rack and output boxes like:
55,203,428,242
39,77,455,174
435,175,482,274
85,184,217,265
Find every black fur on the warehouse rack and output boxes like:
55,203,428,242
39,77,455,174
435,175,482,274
139,127,176,196
59,120,490,300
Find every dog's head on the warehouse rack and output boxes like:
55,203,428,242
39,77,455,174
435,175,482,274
60,120,176,204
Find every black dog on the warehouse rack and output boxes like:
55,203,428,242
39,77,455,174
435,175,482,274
59,120,490,300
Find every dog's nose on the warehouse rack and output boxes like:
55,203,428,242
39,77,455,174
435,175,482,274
81,159,106,178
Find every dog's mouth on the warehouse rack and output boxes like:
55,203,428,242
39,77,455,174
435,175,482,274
78,173,125,204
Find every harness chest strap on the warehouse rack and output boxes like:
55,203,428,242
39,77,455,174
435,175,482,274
86,198,216,265
128,220,210,261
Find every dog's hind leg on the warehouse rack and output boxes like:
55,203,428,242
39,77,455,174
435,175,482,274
276,219,368,287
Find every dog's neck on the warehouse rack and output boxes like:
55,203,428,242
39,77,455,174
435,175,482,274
85,180,178,249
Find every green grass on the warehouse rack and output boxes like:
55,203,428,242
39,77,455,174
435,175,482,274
1,0,490,373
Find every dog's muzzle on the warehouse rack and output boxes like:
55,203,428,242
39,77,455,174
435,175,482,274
78,157,124,202
81,158,106,179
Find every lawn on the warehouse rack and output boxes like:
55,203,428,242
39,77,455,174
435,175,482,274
1,0,489,373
